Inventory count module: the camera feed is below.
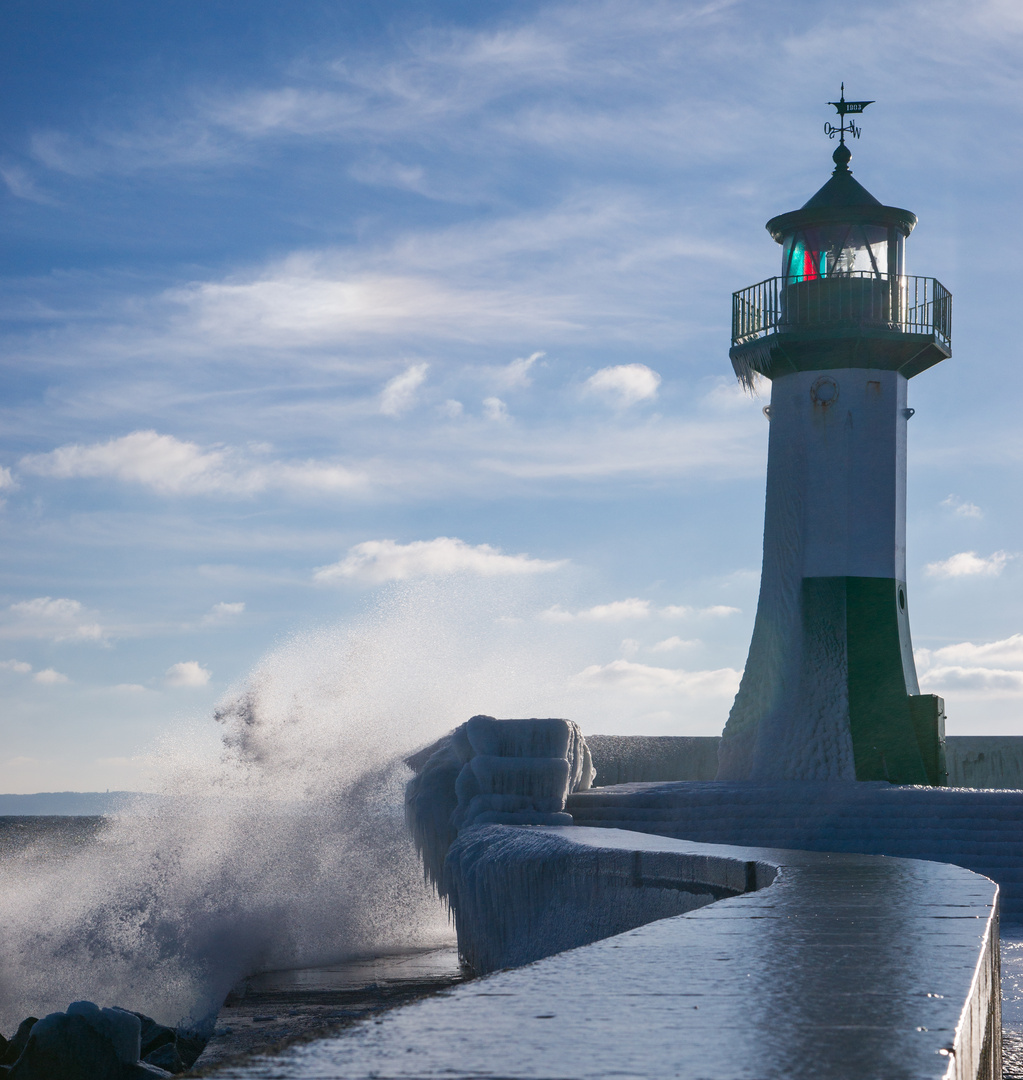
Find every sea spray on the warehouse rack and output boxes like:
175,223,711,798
0,578,572,1034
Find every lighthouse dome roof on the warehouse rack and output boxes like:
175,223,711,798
801,160,883,211
765,148,917,244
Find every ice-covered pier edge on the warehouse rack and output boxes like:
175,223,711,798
404,714,594,894
397,719,1001,1080
245,823,1000,1080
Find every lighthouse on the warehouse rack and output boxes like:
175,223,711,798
717,90,951,785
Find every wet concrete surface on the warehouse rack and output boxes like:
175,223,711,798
187,944,466,1075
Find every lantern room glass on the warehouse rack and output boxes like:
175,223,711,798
782,224,904,283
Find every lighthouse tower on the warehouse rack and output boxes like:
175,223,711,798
717,91,952,785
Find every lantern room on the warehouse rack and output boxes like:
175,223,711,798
728,126,951,387
766,142,916,284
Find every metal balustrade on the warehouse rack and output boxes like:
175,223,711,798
731,273,951,349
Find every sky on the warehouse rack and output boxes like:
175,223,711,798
3,0,1023,793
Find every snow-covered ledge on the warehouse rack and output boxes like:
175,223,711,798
224,827,1001,1080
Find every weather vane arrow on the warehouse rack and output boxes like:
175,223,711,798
825,82,874,144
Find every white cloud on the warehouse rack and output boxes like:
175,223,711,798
541,598,652,623
919,666,1023,695
165,661,211,688
482,396,509,421
941,494,983,519
924,551,1011,578
661,604,741,618
380,363,429,416
916,634,1023,698
315,536,566,584
0,660,32,674
577,598,651,621
542,599,738,623
1,598,106,643
573,660,740,698
650,636,700,652
33,668,69,685
20,431,365,497
584,364,661,406
174,250,579,347
22,431,223,493
917,634,1023,672
0,467,16,491
202,602,245,625
440,399,464,418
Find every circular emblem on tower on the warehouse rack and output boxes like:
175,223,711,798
811,376,839,408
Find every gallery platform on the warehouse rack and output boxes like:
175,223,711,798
209,826,999,1080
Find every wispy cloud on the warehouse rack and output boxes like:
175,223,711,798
1,657,70,684
482,396,509,421
661,604,740,618
493,351,544,390
0,660,33,674
0,598,106,643
34,668,69,685
941,494,983,519
542,598,652,622
20,431,366,497
314,536,567,584
917,633,1023,697
201,602,245,626
542,598,739,622
650,636,700,652
572,659,740,697
380,363,429,416
924,551,1011,578
0,163,58,205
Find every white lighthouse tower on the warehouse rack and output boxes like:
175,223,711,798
717,91,951,785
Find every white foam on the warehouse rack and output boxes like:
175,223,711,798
0,581,578,1033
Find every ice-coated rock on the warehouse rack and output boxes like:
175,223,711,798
0,1003,182,1079
7,1013,126,1079
133,1012,176,1060
0,1019,37,1066
67,1001,141,1064
141,1042,185,1073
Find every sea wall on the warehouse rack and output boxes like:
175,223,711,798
234,826,1001,1080
443,823,773,973
569,780,1023,920
585,734,1023,789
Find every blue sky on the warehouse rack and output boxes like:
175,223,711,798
3,0,1023,792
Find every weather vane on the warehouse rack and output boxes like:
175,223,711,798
824,83,874,144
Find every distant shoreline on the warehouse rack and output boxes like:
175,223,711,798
0,792,161,816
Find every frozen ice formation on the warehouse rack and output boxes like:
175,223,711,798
0,1001,204,1077
444,824,763,973
404,715,594,891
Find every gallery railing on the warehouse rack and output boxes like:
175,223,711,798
731,273,951,350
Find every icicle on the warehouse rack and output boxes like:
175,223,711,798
404,716,594,896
